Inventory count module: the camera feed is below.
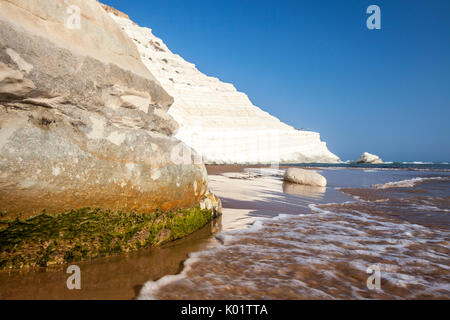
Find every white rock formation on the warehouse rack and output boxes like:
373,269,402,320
283,168,327,187
105,7,340,164
0,0,209,217
357,152,383,164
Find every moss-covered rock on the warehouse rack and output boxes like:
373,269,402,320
0,206,216,270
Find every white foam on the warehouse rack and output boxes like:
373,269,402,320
308,203,335,215
411,204,450,212
402,162,433,165
373,176,447,189
138,252,203,300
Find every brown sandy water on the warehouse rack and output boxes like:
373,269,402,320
138,168,450,300
0,219,221,300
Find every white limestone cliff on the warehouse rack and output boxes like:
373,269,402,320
105,7,340,164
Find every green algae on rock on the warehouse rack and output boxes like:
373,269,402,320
0,206,219,270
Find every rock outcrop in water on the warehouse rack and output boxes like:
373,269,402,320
0,0,209,218
357,152,383,164
105,6,341,164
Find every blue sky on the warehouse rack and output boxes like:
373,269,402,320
103,0,450,162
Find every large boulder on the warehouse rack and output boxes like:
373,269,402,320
0,0,208,219
357,152,383,164
283,168,327,187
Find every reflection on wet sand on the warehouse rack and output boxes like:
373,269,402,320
282,182,326,200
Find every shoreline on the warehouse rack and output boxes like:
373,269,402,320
139,166,450,300
1,164,449,299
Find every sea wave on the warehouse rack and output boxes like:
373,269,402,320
402,162,434,165
138,211,289,299
138,200,450,300
373,177,448,189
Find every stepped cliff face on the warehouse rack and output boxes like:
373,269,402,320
0,0,208,218
105,7,340,164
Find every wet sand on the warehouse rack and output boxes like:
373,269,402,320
206,164,267,175
206,169,348,231
139,167,450,300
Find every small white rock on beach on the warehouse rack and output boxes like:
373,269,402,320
283,168,327,187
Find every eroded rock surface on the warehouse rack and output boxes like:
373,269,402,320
0,0,208,218
200,191,222,218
